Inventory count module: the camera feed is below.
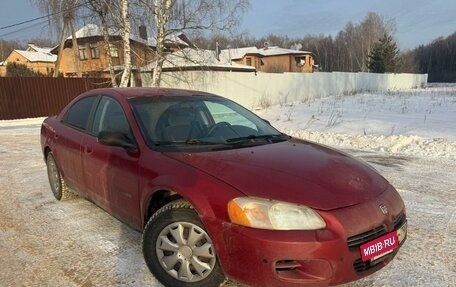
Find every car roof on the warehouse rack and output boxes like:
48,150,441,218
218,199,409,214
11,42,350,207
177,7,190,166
89,87,221,99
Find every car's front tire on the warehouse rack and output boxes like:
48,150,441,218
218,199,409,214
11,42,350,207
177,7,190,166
46,152,71,200
142,200,225,287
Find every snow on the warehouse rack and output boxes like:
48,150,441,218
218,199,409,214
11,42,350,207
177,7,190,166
257,84,456,160
140,48,256,72
0,84,455,286
220,46,312,60
13,49,57,63
69,24,188,48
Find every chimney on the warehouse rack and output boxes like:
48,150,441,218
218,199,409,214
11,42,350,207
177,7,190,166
263,42,269,50
139,25,148,41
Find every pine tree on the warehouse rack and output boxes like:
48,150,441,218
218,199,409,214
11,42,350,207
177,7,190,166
368,34,400,73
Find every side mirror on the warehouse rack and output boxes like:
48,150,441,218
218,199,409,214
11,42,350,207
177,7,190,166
262,118,271,125
97,131,137,151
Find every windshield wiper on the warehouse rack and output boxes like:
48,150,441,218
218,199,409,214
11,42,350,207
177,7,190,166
154,139,226,146
226,133,290,144
185,139,227,145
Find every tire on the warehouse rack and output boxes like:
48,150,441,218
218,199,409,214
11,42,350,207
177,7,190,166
142,200,225,287
46,152,71,200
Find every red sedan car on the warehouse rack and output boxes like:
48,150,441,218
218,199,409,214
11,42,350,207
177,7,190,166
41,88,407,287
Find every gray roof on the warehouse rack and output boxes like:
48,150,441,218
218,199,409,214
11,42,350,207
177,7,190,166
221,46,312,60
12,44,57,63
68,24,188,47
141,48,256,72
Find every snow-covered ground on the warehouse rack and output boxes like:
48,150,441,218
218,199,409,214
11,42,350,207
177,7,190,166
258,83,456,160
0,84,455,286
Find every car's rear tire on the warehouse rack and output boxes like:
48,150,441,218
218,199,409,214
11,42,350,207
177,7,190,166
46,152,71,200
142,200,225,287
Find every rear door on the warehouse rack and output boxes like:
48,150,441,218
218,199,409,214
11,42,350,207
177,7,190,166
55,96,98,195
82,96,141,228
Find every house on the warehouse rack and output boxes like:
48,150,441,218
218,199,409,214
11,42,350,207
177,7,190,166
51,24,153,78
141,47,256,73
221,45,316,73
51,24,189,78
0,44,57,76
140,47,255,86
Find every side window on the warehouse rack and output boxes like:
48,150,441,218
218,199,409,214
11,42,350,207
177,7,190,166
63,96,97,130
205,101,257,130
92,97,132,138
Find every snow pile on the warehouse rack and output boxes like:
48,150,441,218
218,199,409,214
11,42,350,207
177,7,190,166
258,84,456,160
286,130,456,160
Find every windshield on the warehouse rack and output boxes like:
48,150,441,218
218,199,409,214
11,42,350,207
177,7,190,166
129,95,287,151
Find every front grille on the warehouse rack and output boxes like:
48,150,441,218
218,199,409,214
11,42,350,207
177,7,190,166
350,212,406,273
353,257,385,273
347,225,387,249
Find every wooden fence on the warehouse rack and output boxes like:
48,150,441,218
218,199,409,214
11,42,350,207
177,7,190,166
0,77,112,120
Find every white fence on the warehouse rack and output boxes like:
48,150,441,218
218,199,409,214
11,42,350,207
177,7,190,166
141,71,428,109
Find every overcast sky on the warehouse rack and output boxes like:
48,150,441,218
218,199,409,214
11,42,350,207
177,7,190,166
1,0,455,50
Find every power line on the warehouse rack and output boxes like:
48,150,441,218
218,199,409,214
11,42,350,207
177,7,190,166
0,20,50,39
0,1,89,31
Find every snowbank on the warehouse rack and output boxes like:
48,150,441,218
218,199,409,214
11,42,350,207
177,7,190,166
287,130,456,160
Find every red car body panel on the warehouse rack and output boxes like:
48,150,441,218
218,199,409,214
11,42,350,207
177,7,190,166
163,138,390,210
217,185,405,286
40,88,406,287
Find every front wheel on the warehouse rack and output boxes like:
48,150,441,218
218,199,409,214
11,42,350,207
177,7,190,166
142,200,225,287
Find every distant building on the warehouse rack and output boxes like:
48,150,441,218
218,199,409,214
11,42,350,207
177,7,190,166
51,24,188,79
221,45,316,73
141,47,256,73
0,44,57,76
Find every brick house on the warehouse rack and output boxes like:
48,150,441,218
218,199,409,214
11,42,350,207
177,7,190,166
51,24,160,79
0,44,57,76
221,45,316,73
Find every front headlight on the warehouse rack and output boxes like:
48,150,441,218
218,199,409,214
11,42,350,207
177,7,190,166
227,197,326,230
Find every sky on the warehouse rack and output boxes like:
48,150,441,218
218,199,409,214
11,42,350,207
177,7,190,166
1,0,456,49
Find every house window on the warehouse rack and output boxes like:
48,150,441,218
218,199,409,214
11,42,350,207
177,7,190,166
79,45,87,60
295,56,306,66
246,57,252,66
109,44,119,58
90,43,100,59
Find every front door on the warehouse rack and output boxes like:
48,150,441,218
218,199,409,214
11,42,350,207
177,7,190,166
82,96,141,228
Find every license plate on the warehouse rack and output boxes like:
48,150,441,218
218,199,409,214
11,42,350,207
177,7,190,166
360,223,405,262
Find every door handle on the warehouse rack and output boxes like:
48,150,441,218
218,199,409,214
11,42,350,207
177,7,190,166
84,145,93,155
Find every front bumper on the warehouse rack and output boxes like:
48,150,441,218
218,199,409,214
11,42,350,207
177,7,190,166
216,186,406,287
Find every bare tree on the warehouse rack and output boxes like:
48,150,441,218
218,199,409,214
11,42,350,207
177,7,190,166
86,0,136,87
0,39,23,61
30,0,82,77
334,12,395,72
87,0,119,86
119,0,133,86
150,0,175,86
147,0,250,86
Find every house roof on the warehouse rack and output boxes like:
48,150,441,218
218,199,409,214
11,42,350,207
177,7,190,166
221,46,312,60
11,49,57,63
141,48,256,72
26,44,53,54
64,24,188,48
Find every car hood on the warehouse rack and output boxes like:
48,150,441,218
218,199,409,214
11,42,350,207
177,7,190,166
164,139,390,210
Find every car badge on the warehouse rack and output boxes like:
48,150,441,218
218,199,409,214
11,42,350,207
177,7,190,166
379,204,389,215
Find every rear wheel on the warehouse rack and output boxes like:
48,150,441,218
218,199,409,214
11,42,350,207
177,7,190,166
142,200,225,287
46,152,71,200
